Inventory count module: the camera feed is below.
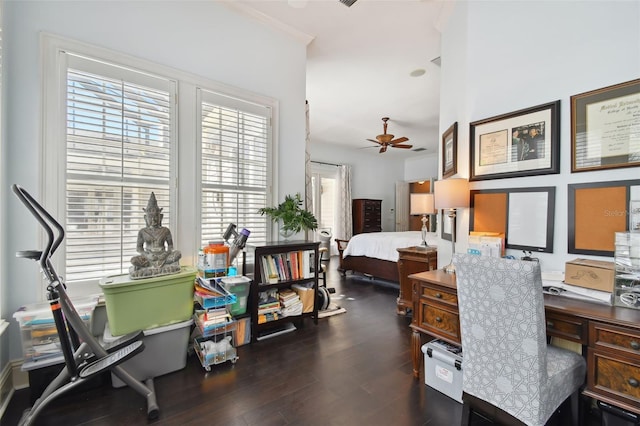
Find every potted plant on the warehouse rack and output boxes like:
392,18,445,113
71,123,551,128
258,193,318,238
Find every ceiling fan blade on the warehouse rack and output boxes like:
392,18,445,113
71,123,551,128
366,138,382,145
379,146,387,153
390,137,409,144
392,144,413,149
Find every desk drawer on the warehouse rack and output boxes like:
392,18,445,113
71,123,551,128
422,287,458,308
589,348,640,406
545,311,587,344
420,305,460,343
590,322,640,358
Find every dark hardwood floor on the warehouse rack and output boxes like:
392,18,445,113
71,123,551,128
3,258,602,426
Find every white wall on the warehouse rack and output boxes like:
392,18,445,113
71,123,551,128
1,1,306,362
404,153,438,183
439,0,640,272
309,141,405,233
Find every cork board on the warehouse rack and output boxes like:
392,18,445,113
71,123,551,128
568,180,638,256
472,192,507,234
471,187,556,253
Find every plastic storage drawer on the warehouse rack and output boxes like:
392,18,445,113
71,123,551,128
13,296,98,362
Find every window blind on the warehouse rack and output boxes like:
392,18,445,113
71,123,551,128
65,55,174,283
199,90,270,249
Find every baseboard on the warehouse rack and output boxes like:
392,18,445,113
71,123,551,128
0,360,22,420
12,359,28,390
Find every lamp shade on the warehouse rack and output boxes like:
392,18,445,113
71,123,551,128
434,178,470,209
410,193,435,215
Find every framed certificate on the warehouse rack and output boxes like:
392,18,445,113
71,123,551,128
470,101,560,181
571,79,640,173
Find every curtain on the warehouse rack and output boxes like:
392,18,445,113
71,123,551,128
337,164,353,241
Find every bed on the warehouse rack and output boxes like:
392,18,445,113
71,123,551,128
335,231,438,282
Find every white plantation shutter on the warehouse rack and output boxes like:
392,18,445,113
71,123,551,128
199,90,271,248
65,54,175,283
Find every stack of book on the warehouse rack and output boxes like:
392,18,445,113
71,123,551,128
278,289,303,317
258,289,281,324
194,306,232,336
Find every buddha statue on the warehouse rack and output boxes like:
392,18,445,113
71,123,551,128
129,192,182,279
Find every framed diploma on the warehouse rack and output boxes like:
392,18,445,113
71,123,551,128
469,101,560,181
571,78,640,172
442,122,458,178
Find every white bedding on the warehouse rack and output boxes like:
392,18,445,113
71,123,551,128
342,231,437,262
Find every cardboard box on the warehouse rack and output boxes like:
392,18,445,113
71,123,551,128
565,259,615,292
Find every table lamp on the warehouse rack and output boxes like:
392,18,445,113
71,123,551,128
434,178,469,273
410,193,435,248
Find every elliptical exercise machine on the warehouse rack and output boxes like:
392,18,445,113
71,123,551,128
13,184,159,425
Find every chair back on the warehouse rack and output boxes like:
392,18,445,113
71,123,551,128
453,254,548,417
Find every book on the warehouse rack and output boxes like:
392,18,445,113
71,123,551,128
258,312,281,324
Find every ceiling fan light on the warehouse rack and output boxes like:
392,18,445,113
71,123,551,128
339,0,358,7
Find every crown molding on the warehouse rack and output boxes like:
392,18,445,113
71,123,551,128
222,2,316,46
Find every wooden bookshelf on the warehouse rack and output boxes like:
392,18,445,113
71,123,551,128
249,240,320,342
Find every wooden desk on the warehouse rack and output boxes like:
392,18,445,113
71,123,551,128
396,246,437,315
409,269,640,415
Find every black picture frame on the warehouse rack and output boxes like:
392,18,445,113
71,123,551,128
469,101,561,181
568,179,640,256
571,78,640,173
469,186,556,253
442,122,458,179
440,210,454,242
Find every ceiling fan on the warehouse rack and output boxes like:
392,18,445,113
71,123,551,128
366,117,413,153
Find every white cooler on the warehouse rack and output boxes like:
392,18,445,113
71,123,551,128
422,339,463,403
103,318,192,388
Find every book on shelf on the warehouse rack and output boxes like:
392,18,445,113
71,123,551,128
289,251,299,280
195,310,231,326
258,312,281,324
261,255,278,284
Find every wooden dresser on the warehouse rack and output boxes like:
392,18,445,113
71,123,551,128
409,269,640,416
396,246,437,315
352,199,382,235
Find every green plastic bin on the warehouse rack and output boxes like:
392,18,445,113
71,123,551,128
220,276,251,316
99,267,197,336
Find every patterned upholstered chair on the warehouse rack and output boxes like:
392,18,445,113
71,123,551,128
453,254,586,426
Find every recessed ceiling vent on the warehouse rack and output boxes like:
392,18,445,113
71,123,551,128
339,0,358,7
412,147,427,152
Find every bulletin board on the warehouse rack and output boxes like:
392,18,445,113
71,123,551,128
568,179,640,256
470,187,556,253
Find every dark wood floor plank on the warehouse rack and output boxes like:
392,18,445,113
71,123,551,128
1,259,602,426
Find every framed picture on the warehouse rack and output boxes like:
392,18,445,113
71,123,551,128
568,179,640,256
442,122,458,179
469,101,560,181
470,187,556,253
441,210,454,242
571,78,640,173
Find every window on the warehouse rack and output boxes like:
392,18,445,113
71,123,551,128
64,54,175,283
42,35,277,289
199,90,271,250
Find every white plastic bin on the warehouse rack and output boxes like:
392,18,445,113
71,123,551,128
422,339,463,403
103,318,192,388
